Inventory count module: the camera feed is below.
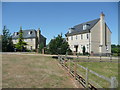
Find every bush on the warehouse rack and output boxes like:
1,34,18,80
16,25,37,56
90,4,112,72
38,43,44,53
44,48,50,54
48,34,71,55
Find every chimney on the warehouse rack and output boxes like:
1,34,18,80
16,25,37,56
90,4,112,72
100,12,105,46
100,12,105,20
37,28,41,47
37,28,41,38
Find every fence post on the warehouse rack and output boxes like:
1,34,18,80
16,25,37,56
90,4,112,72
74,61,77,80
63,56,65,66
110,77,117,88
58,55,60,62
69,59,71,73
88,55,89,60
110,54,112,61
86,67,89,88
100,55,101,61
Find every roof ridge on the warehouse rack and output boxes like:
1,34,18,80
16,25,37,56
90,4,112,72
14,29,36,33
22,29,36,31
74,18,100,27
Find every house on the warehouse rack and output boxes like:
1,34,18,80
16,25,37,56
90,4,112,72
65,12,111,55
12,27,46,51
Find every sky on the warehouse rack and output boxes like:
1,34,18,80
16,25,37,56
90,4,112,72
2,2,118,44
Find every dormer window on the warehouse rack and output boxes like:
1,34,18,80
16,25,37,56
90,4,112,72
83,24,90,30
69,28,74,33
29,31,32,35
15,32,19,36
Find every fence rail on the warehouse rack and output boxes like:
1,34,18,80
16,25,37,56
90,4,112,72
57,55,118,89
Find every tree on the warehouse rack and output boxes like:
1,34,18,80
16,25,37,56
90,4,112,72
38,42,44,53
111,44,120,56
2,26,14,52
15,27,27,52
48,34,70,55
82,46,86,55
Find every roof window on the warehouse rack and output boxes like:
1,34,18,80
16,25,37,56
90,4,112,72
29,31,32,35
15,32,19,36
83,24,90,30
69,28,74,33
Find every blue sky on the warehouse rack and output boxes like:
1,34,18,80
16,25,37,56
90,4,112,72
2,2,118,44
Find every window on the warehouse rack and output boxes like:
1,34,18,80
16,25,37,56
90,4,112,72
29,31,32,35
83,25,87,30
71,36,73,40
81,34,83,39
87,44,89,49
76,35,77,40
83,24,90,30
24,39,27,41
30,46,32,50
81,45,83,49
106,46,109,51
15,32,19,36
87,34,89,39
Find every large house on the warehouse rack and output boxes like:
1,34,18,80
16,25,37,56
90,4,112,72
65,12,111,55
12,27,46,51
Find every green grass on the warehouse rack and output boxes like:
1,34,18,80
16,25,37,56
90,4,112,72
65,59,118,88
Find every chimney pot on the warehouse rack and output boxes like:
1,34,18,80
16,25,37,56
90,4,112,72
100,12,105,17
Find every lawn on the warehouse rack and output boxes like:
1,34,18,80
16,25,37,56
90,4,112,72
2,54,77,88
65,58,118,88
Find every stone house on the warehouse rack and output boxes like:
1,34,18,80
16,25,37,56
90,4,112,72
12,28,46,51
65,12,111,55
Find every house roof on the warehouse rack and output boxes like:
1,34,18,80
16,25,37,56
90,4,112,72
65,18,100,36
12,29,37,39
40,34,47,39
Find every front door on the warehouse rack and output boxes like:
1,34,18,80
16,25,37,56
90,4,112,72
74,45,78,52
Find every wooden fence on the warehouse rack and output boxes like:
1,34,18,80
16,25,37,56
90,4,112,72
64,54,119,63
58,55,118,89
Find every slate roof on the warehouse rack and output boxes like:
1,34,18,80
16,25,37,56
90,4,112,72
65,18,100,36
12,29,37,39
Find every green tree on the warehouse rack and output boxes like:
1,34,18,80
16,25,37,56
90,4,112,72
111,44,120,56
82,46,86,55
38,42,44,53
2,26,14,52
15,27,27,52
48,34,70,55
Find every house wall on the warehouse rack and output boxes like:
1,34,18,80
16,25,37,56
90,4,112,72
106,26,111,53
40,36,46,47
25,38,36,50
12,38,36,50
91,20,111,55
101,25,111,54
12,39,18,44
91,20,100,54
67,33,90,53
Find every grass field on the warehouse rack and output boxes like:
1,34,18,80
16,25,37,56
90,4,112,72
2,54,77,88
65,58,118,88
